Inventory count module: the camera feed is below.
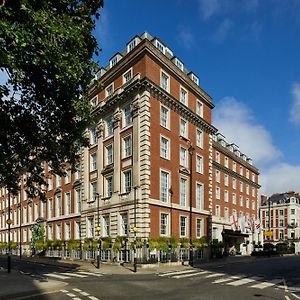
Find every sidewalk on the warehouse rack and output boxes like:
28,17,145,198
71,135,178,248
0,255,263,299
0,267,67,300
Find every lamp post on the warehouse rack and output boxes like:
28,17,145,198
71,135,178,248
95,193,101,269
18,200,22,259
188,144,194,267
133,186,138,273
169,187,173,237
7,190,11,273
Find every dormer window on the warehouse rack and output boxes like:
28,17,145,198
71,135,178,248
127,37,140,53
173,57,183,71
90,96,98,108
105,83,114,98
155,39,165,54
94,68,106,80
109,53,122,68
188,72,199,85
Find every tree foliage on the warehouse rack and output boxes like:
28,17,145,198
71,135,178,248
0,0,103,197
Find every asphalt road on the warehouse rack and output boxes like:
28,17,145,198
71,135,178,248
1,255,300,300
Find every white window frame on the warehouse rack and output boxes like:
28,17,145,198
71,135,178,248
180,216,187,237
90,152,97,172
216,187,220,200
180,118,188,138
90,126,98,146
180,146,188,167
120,212,129,236
180,86,188,106
105,83,114,98
160,105,170,129
196,100,203,118
90,181,97,201
196,182,204,210
215,170,220,183
215,151,220,163
196,129,203,148
232,193,236,204
160,135,170,159
180,177,187,207
224,174,229,186
160,212,169,236
224,190,229,202
105,176,113,198
196,218,202,238
160,70,170,92
105,143,113,165
122,68,132,84
123,169,132,193
106,116,113,137
65,192,71,215
102,215,110,237
65,169,71,184
215,205,220,217
123,135,132,158
196,154,204,174
123,104,132,128
160,170,170,203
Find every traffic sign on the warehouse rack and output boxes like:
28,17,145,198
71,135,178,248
264,231,273,237
6,219,13,225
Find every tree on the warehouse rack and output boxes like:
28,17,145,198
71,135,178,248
0,0,103,197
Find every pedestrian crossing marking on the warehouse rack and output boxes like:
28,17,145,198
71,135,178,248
67,293,76,297
60,272,87,278
227,278,255,286
250,279,282,289
80,291,90,296
212,276,241,284
46,273,70,279
173,271,210,279
205,273,225,278
157,269,284,291
78,271,103,277
159,269,196,277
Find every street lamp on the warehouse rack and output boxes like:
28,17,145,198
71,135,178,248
133,186,138,273
6,190,12,273
168,187,173,237
95,193,102,269
188,144,194,267
18,200,22,259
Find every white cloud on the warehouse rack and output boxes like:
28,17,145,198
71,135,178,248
213,97,281,167
177,25,195,49
289,82,300,125
213,19,234,43
197,0,221,21
260,163,300,196
197,0,259,20
214,96,300,197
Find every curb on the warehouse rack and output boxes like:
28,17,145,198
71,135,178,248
0,280,68,300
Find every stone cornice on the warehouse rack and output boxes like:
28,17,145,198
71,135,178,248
213,140,259,174
91,76,217,135
212,161,261,189
141,78,217,135
89,39,214,108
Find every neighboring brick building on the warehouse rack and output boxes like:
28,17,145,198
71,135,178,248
260,192,300,253
0,32,260,257
211,133,260,254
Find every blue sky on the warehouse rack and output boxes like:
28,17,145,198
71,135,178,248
2,1,298,196
94,0,300,196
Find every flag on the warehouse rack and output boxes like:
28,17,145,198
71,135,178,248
247,218,255,233
254,219,261,233
230,215,238,231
